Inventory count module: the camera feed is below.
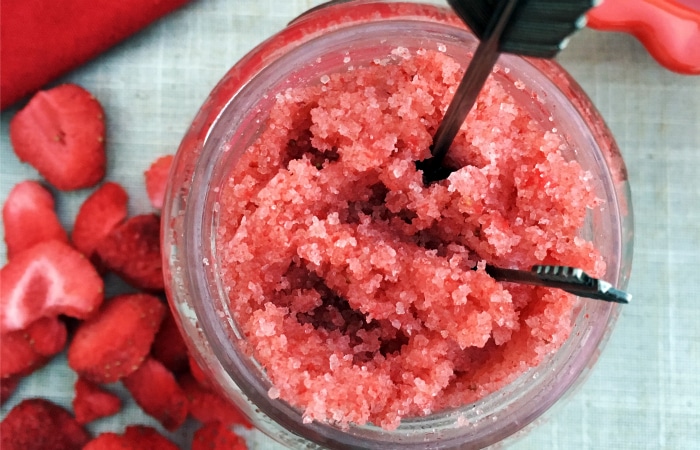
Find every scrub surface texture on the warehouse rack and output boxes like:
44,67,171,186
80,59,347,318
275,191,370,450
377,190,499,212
217,49,604,430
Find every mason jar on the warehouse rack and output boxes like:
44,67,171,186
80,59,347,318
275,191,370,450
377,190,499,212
162,2,633,448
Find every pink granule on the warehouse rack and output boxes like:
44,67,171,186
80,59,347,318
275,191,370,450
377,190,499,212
216,49,605,430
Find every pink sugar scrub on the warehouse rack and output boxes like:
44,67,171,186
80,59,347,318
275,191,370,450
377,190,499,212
216,48,606,430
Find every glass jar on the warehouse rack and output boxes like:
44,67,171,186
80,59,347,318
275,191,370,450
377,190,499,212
162,2,633,448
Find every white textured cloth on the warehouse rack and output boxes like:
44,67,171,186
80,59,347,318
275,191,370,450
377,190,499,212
1,1,698,448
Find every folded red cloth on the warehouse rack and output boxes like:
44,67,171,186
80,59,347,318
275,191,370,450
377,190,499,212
1,0,191,110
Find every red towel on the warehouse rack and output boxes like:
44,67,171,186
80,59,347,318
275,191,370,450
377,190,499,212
1,0,192,110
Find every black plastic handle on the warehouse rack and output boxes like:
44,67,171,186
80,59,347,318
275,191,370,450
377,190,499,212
447,0,595,58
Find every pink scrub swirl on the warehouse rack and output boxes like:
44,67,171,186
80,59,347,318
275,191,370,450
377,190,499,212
216,48,606,430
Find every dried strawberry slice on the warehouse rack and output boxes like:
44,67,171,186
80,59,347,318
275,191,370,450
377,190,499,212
0,240,103,334
9,84,106,190
95,214,164,291
144,155,174,210
67,293,166,383
123,357,188,431
72,378,122,425
0,398,90,450
2,180,68,259
193,421,248,450
72,182,129,262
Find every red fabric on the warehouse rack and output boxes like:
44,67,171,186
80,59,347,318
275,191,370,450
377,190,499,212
1,0,192,109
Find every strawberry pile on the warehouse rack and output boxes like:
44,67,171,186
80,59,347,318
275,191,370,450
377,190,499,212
1,84,251,449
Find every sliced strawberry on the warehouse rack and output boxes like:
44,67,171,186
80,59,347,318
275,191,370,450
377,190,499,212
123,426,179,449
80,433,125,450
179,373,253,429
95,214,164,291
144,155,173,210
0,240,103,334
123,357,188,431
1,375,21,405
1,316,67,378
0,398,90,450
193,421,248,450
2,180,68,259
67,293,166,383
9,84,106,191
1,327,47,379
151,309,189,374
25,314,68,356
72,182,128,262
188,354,213,388
83,426,178,450
72,377,121,425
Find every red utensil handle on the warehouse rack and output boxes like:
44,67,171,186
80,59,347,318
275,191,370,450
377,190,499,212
587,0,700,74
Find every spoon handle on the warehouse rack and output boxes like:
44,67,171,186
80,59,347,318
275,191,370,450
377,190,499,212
485,264,632,304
